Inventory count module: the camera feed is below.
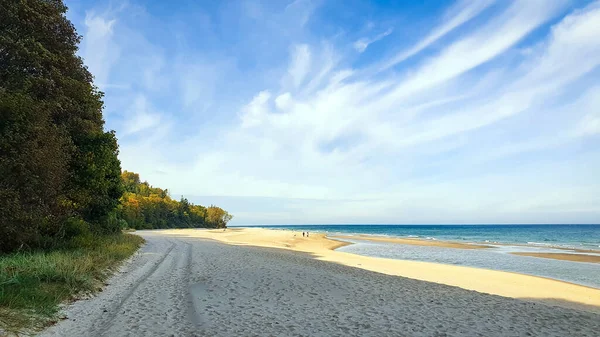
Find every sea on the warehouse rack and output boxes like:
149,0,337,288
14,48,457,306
246,224,600,288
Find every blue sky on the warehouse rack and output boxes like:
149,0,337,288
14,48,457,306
65,0,600,224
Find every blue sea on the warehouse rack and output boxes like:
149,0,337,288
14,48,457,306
244,224,600,288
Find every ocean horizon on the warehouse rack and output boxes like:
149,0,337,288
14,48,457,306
236,224,600,249
237,224,600,288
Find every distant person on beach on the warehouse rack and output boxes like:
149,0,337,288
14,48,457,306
302,232,305,237
307,232,309,237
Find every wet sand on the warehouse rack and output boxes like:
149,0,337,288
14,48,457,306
331,234,492,249
511,252,600,263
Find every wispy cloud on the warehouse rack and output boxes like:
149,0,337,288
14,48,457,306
353,28,393,53
573,87,600,137
377,0,496,71
287,44,311,88
122,95,162,136
69,0,600,224
81,12,119,88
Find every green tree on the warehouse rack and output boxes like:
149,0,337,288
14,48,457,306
0,0,122,251
0,93,71,251
76,130,123,233
121,171,141,194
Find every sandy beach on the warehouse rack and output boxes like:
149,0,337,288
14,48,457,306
165,228,600,310
39,228,600,336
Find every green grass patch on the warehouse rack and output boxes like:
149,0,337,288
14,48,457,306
0,233,144,335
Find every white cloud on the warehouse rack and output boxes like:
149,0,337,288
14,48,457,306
287,44,312,88
241,91,271,128
81,12,119,88
377,0,496,71
353,28,393,53
573,88,600,137
73,0,600,223
122,95,162,136
210,1,599,220
578,116,600,136
402,0,600,145
275,92,293,110
375,0,569,107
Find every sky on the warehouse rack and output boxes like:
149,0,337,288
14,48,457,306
64,0,600,225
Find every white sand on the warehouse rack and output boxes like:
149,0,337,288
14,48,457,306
38,230,600,337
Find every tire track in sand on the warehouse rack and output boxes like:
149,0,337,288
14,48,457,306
91,239,176,337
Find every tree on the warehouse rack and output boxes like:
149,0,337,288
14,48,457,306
0,0,122,251
117,172,231,230
0,93,71,251
121,171,141,194
206,206,233,229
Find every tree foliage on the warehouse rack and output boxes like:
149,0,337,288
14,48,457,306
0,0,122,252
118,171,232,229
0,1,231,253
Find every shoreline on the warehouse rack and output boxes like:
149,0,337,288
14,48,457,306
161,227,600,312
331,234,492,249
329,233,600,263
259,228,600,263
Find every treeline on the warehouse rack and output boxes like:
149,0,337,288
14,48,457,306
0,1,122,252
0,1,231,253
119,171,232,229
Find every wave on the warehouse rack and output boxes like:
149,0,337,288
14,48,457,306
527,242,553,247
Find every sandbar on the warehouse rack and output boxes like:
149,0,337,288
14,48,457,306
332,234,491,249
511,252,600,263
332,233,600,264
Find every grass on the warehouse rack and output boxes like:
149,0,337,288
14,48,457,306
0,233,144,335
